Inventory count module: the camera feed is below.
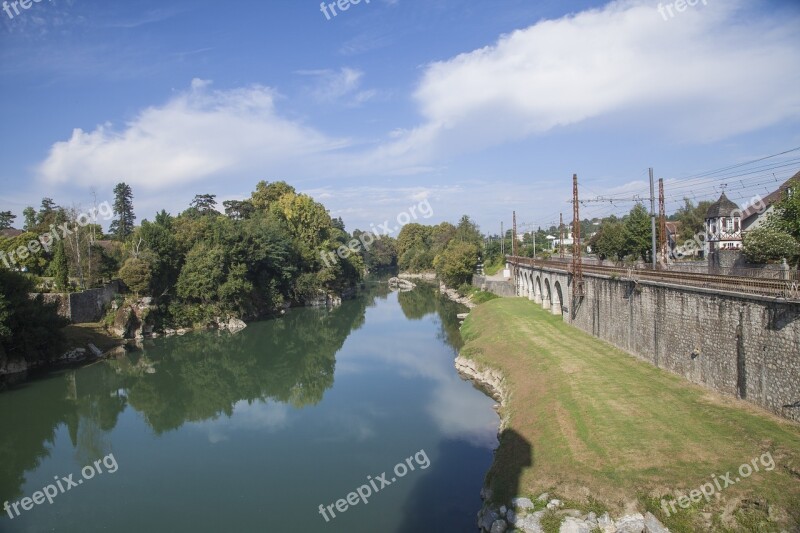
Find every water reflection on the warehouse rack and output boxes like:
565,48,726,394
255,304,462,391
0,278,496,532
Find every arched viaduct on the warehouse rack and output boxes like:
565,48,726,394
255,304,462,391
513,263,570,318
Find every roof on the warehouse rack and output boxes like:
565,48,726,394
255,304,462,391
0,228,24,238
706,192,740,219
742,170,800,221
665,221,681,234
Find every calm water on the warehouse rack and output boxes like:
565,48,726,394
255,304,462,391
0,281,498,532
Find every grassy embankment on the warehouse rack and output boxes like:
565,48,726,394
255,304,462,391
460,298,800,532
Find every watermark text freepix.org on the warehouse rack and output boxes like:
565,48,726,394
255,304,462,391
320,198,433,268
318,449,430,522
0,201,113,270
658,0,708,21
4,453,119,520
320,0,369,21
3,0,51,20
660,451,775,517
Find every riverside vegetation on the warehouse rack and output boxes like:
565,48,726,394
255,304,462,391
0,183,487,376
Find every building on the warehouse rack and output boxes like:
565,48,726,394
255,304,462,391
741,171,800,234
705,192,742,253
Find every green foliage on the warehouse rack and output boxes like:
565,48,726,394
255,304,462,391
590,221,626,261
250,180,296,210
540,510,563,533
769,184,800,242
624,203,652,262
743,226,800,264
22,206,35,231
0,210,15,230
119,257,153,296
0,232,48,274
53,240,69,291
0,269,67,367
109,182,136,240
435,241,479,287
674,199,713,244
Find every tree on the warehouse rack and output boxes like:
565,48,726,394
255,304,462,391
674,199,712,244
435,241,479,287
769,185,800,242
22,207,36,231
36,198,59,228
251,180,296,211
223,200,255,220
454,215,482,246
743,226,800,265
0,269,68,367
119,257,152,296
176,243,226,303
0,211,16,230
189,194,218,215
623,204,652,262
589,221,626,261
53,240,69,291
109,183,135,240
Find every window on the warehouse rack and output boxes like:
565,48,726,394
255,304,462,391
726,218,734,232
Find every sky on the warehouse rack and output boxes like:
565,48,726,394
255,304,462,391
1,0,799,235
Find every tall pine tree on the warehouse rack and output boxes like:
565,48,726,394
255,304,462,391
109,182,136,240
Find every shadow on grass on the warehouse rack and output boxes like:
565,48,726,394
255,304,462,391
488,428,533,505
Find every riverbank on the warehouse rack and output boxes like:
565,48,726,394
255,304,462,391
457,298,800,533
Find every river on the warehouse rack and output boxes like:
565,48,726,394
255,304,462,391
0,280,498,532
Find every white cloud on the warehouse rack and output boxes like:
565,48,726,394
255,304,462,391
296,67,376,105
375,0,800,166
37,78,349,190
33,1,800,193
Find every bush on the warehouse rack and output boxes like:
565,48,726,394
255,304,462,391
743,226,800,264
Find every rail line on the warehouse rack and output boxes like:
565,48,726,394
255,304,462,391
507,256,800,301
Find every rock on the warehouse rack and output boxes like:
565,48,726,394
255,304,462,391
516,511,545,533
219,317,246,333
88,343,103,357
536,493,549,502
457,313,470,319
491,519,508,533
597,513,616,532
388,277,416,291
547,499,563,510
512,497,535,510
506,510,517,525
500,506,507,516
615,513,646,533
480,509,500,531
60,348,87,361
559,517,592,533
480,486,493,501
643,512,669,533
0,358,29,375
586,512,597,525
164,328,176,336
559,509,582,518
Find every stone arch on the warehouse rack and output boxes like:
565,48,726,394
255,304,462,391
543,278,552,310
553,280,564,317
534,275,543,304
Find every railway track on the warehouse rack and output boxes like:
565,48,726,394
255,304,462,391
507,257,800,301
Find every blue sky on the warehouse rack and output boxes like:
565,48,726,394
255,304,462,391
1,0,799,234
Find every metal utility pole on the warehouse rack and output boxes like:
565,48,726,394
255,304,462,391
572,174,584,304
559,213,565,258
512,211,517,258
649,168,657,269
500,221,504,258
658,178,667,267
